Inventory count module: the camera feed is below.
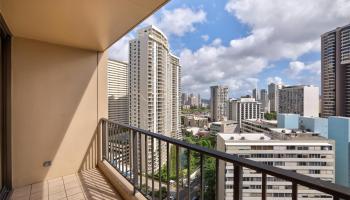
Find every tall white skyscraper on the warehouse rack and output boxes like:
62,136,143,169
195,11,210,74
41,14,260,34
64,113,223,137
268,83,283,113
210,85,229,122
108,60,129,124
129,25,181,170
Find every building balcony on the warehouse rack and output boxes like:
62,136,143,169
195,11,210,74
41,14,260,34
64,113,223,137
9,118,350,200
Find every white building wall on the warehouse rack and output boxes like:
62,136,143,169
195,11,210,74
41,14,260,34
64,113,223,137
217,133,335,200
107,60,128,124
129,26,180,171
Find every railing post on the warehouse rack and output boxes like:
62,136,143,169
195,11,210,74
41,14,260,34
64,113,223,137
132,130,138,194
262,173,266,200
101,120,106,160
292,182,298,200
166,142,170,200
215,158,219,200
234,165,242,200
200,153,204,200
104,121,109,160
176,145,180,200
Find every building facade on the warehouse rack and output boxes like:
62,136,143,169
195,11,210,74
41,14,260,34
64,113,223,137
277,114,300,129
252,88,260,101
129,25,181,171
210,85,229,122
228,98,262,129
241,119,277,134
183,115,209,128
321,24,350,117
210,121,238,135
268,83,282,113
217,133,335,200
260,89,270,113
107,60,129,124
328,116,350,187
279,85,319,117
299,116,328,138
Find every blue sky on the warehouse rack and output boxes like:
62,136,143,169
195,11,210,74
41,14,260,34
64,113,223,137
109,0,350,99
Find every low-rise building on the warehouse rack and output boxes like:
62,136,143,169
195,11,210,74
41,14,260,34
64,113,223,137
217,132,335,200
299,116,328,138
210,121,239,135
241,119,277,134
277,113,300,129
183,115,209,128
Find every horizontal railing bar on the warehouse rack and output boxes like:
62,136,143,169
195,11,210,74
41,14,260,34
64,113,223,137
100,118,350,199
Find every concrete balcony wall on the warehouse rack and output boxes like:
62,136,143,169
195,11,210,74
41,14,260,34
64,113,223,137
11,37,107,188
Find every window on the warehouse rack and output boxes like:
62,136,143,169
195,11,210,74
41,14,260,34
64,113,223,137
309,170,321,174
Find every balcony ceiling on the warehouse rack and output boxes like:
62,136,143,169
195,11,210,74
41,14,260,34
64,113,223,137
0,0,168,51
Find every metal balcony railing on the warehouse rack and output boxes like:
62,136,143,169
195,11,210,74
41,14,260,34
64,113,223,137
100,119,350,200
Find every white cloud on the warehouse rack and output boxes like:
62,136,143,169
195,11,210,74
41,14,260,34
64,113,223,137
180,41,268,98
145,7,206,37
180,0,350,97
266,76,283,85
109,6,206,62
108,34,133,62
201,34,210,41
287,60,321,78
224,0,350,60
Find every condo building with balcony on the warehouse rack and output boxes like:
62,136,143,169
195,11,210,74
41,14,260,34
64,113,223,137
321,23,350,117
217,133,335,200
128,25,181,172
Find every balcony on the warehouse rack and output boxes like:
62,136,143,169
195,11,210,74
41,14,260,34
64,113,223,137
8,119,350,200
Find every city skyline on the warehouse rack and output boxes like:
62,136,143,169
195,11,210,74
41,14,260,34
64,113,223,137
109,0,350,98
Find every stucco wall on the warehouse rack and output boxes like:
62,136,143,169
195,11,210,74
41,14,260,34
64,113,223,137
11,37,107,187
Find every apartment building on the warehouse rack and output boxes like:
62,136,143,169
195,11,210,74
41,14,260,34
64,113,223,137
321,24,350,117
268,83,282,113
279,85,319,117
260,89,270,113
129,25,181,171
217,133,335,200
170,54,182,139
228,98,262,129
107,60,129,124
210,85,229,122
210,121,238,135
241,119,277,134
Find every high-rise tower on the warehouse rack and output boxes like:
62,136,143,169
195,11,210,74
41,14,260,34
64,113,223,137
321,24,350,117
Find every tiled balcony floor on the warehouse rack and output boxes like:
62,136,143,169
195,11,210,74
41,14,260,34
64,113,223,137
10,168,124,200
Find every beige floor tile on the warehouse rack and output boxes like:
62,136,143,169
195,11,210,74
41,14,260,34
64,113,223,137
11,169,123,200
